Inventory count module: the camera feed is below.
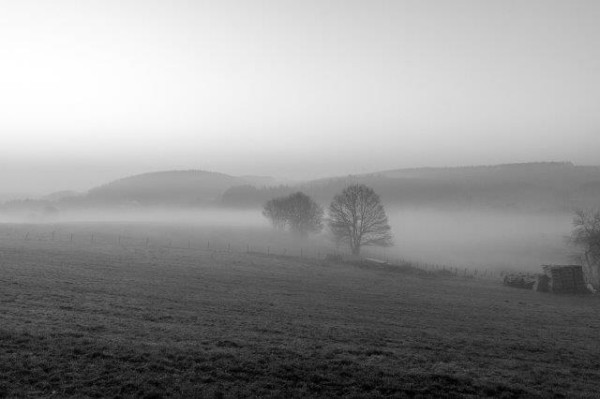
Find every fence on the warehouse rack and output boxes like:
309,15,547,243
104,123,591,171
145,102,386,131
0,224,505,280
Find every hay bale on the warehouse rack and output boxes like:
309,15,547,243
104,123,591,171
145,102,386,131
503,273,536,289
533,274,549,292
541,265,588,294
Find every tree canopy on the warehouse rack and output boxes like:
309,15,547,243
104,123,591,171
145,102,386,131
262,192,324,237
328,184,392,255
572,208,600,288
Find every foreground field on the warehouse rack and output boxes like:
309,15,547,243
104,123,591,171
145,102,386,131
1,234,600,398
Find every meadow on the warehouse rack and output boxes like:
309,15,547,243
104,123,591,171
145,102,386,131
1,222,599,398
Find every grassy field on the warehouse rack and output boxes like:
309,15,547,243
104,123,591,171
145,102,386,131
1,226,600,398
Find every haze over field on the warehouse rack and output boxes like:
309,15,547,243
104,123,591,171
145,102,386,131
0,162,590,271
1,1,599,270
3,2,600,397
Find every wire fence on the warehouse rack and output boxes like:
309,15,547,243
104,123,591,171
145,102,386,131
1,225,505,280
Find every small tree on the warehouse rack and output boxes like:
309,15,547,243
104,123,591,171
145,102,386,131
263,192,323,237
328,184,392,255
263,197,287,230
572,208,600,288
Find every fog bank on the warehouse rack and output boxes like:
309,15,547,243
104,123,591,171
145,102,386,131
385,208,573,271
0,205,578,273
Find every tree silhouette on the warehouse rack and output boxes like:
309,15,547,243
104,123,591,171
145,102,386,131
328,184,392,255
263,192,323,237
572,208,600,288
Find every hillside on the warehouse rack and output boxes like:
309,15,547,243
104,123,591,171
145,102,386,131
78,171,292,207
222,162,600,212
0,170,283,215
66,170,266,207
4,162,599,214
2,226,600,398
360,162,600,210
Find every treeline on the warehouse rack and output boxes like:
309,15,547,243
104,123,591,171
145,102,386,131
3,162,600,214
222,163,600,212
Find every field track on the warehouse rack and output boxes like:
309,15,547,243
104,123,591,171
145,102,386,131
1,230,600,398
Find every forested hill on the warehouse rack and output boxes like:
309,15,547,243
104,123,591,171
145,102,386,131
78,170,280,207
4,162,599,213
222,162,600,212
82,170,238,205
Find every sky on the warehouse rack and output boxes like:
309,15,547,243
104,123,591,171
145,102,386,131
1,0,599,195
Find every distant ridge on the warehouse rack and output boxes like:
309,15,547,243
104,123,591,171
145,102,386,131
373,161,580,179
3,162,599,213
375,161,575,176
82,170,287,207
80,162,600,211
222,162,600,212
85,170,241,206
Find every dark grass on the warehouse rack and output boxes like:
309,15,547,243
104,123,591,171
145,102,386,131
1,236,600,398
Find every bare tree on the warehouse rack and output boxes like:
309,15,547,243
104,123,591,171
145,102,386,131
572,208,600,288
328,184,392,255
263,192,324,237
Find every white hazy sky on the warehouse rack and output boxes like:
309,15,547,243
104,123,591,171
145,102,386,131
1,0,599,194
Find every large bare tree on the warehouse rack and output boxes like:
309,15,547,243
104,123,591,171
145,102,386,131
328,184,392,255
263,192,324,237
572,208,600,288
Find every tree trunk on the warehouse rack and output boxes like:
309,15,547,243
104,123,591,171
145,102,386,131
584,251,600,290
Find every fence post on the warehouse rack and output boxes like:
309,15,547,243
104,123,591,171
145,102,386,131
70,233,73,242
90,234,94,244
207,241,210,250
